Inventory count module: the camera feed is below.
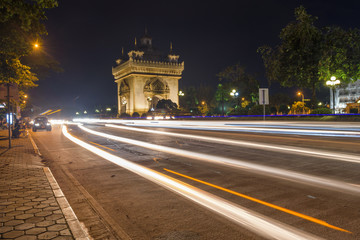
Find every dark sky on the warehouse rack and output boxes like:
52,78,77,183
29,0,360,109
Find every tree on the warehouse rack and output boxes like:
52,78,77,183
0,0,58,99
217,63,259,102
258,6,322,105
214,83,229,116
258,5,360,108
270,93,292,113
290,101,309,114
319,27,360,84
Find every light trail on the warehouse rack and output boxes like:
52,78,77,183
123,123,360,138
73,118,360,137
164,168,350,233
78,124,360,195
62,125,321,240
106,124,360,164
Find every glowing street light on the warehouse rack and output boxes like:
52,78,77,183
326,76,341,113
178,90,184,96
297,91,304,103
34,43,39,49
230,89,239,97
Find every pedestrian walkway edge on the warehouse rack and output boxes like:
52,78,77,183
29,131,91,240
43,167,91,240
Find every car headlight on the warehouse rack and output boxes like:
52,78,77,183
35,123,40,126
46,123,51,126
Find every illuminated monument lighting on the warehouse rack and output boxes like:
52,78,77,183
112,31,184,115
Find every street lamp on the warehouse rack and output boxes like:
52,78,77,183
326,76,341,113
230,89,239,106
297,91,304,103
178,90,184,96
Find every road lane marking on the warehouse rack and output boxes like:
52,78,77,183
79,125,360,195
62,125,322,240
163,168,351,234
89,141,116,151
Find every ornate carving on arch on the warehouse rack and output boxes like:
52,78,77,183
143,78,170,95
119,80,130,96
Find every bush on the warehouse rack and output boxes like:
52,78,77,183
270,106,277,115
311,108,332,115
119,113,130,118
350,108,359,114
279,104,290,114
132,112,140,118
227,106,248,116
248,105,270,115
141,113,147,118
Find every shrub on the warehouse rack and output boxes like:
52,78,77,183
311,108,332,115
132,112,140,118
279,104,290,114
141,113,147,118
228,106,248,116
119,113,130,118
350,108,359,114
248,105,270,115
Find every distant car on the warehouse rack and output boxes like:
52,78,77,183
32,117,51,132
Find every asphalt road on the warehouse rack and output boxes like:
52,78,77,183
31,121,360,240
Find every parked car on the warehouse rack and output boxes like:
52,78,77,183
32,117,51,132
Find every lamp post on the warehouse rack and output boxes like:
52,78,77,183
326,76,341,113
297,91,304,103
230,89,239,107
178,90,184,108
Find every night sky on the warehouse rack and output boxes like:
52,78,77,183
29,0,360,110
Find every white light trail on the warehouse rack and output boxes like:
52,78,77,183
78,125,360,195
73,118,360,137
106,124,360,164
62,125,321,240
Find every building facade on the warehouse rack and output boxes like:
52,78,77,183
112,33,184,116
333,79,360,113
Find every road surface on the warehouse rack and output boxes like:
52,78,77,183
31,120,360,239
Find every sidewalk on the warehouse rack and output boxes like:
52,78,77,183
0,130,89,240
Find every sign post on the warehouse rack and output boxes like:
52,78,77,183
0,83,20,149
259,88,269,121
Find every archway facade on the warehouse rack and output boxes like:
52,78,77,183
112,33,184,115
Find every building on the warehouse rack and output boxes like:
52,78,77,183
334,79,360,113
112,32,184,116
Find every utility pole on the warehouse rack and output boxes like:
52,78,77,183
6,83,11,148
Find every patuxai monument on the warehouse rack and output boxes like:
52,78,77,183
112,31,184,115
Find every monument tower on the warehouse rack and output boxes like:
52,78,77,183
112,31,184,115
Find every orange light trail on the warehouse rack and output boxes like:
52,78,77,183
163,168,351,233
89,141,115,151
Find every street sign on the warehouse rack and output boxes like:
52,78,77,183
259,88,269,105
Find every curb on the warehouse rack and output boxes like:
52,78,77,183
44,167,91,240
29,132,91,240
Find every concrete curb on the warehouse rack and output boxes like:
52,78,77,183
29,131,91,240
44,167,91,240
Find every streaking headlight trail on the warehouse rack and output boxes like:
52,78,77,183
106,124,360,164
62,125,321,240
78,124,360,195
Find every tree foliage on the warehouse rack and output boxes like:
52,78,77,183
319,27,360,84
258,5,360,106
0,0,58,95
217,63,259,101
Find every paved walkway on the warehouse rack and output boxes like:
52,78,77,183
0,130,89,240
